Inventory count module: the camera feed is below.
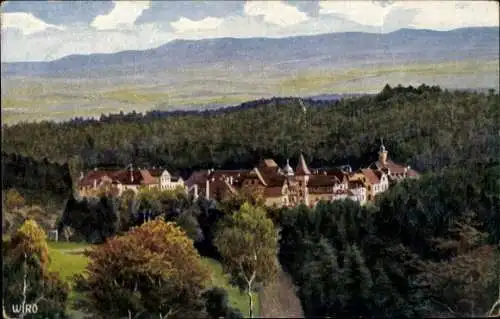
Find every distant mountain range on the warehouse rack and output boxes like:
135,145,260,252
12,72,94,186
2,27,499,78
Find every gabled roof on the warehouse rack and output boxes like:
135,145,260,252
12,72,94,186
260,159,278,168
149,169,170,178
360,168,381,185
80,170,117,187
308,175,336,187
295,154,311,176
250,168,268,186
370,159,407,174
113,169,157,185
256,166,286,187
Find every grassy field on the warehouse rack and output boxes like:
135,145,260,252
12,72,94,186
202,257,259,317
46,241,256,317
2,59,498,125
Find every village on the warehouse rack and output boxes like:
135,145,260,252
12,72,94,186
78,142,420,207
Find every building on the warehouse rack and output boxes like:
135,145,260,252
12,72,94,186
111,168,158,195
149,168,185,191
78,166,164,198
368,140,420,184
185,154,371,208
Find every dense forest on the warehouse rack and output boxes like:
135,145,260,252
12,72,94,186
279,163,500,317
1,152,73,205
2,85,499,180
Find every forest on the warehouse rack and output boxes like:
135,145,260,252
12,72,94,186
2,84,500,317
2,84,499,179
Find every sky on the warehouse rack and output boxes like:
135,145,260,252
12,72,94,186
1,0,499,62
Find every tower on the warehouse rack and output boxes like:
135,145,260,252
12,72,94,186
295,154,311,206
283,159,294,177
378,138,388,166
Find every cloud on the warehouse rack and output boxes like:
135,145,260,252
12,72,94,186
319,0,499,30
171,16,224,33
244,1,308,26
319,1,391,26
1,0,498,62
394,1,499,30
91,1,151,30
1,12,64,35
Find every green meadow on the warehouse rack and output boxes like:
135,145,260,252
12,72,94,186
2,59,498,125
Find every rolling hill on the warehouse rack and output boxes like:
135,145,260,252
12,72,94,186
2,27,499,124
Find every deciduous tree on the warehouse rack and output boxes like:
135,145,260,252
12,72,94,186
74,219,211,318
5,189,25,211
2,219,69,318
214,202,279,318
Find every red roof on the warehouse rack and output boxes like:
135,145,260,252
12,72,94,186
80,170,117,187
371,159,407,174
113,169,157,185
361,169,381,185
308,175,336,187
149,169,166,177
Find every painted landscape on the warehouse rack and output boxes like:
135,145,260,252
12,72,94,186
2,27,499,124
2,1,500,319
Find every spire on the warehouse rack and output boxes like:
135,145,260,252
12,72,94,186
284,158,294,176
295,153,311,175
380,137,386,152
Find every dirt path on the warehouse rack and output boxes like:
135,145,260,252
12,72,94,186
259,269,304,318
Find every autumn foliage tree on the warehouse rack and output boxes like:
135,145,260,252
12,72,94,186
73,219,211,318
5,189,25,211
215,202,279,318
2,219,69,318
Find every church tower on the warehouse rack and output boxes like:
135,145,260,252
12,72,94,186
295,154,311,206
378,138,388,166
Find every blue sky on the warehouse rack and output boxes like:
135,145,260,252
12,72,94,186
1,0,498,62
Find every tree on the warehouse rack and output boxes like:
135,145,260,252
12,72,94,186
2,219,69,318
416,213,499,317
74,218,211,318
5,189,25,211
214,202,279,318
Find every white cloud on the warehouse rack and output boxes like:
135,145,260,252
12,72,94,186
319,0,499,29
393,1,499,30
244,1,308,26
1,12,64,35
170,16,224,33
319,1,391,26
2,0,498,62
91,1,150,30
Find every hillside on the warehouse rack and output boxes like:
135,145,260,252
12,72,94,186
3,85,499,186
2,27,499,124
